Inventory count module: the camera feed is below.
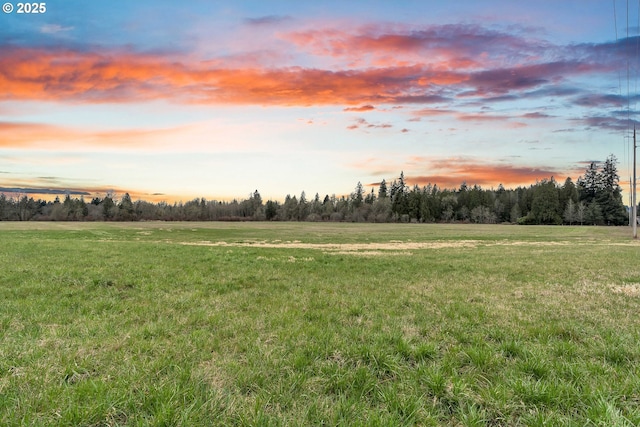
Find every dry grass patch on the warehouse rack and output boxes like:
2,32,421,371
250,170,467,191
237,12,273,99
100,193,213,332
610,284,640,297
179,240,480,252
196,357,232,390
329,250,414,256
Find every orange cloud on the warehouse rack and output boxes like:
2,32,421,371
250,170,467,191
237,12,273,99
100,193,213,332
0,47,194,102
0,121,74,147
0,120,187,149
0,24,609,111
344,105,376,112
0,46,464,106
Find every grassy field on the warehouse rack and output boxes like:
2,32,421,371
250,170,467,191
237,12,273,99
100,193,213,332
1,222,639,426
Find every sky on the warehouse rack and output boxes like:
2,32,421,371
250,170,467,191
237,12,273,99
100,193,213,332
1,0,639,203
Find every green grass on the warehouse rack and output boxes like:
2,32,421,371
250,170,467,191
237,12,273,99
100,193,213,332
1,222,639,425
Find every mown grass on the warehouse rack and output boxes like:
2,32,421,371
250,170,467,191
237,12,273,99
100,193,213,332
1,222,639,426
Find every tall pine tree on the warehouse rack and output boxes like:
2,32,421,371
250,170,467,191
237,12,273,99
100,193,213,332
597,154,627,225
577,162,601,203
576,155,626,225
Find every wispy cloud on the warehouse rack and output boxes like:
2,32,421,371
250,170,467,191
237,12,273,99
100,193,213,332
577,115,639,132
0,120,188,149
344,105,376,112
244,15,291,26
521,112,554,119
40,24,74,34
347,117,393,131
0,186,91,196
412,108,456,118
284,24,552,68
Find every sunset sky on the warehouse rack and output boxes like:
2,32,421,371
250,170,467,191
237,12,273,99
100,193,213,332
1,0,639,203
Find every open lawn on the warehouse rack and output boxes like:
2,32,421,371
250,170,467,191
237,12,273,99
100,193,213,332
1,222,639,426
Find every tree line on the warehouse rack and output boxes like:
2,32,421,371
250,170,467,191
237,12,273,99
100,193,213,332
0,154,629,225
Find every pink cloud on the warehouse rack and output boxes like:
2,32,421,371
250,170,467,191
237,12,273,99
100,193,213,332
344,105,376,112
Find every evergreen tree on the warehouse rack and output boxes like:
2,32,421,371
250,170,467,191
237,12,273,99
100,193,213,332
282,195,297,220
102,195,115,220
440,193,457,222
559,177,578,212
407,185,422,221
468,185,483,211
389,172,408,218
118,193,135,220
0,193,6,220
494,185,508,222
598,191,627,225
265,200,278,220
352,182,364,209
78,196,89,219
310,193,323,217
252,190,263,217
585,200,604,225
378,179,388,199
529,179,561,224
322,195,335,220
17,195,39,221
596,154,627,225
600,155,619,192
371,196,391,222
298,191,308,220
420,186,435,222
365,189,376,205
510,203,521,223
577,162,601,203
63,194,75,219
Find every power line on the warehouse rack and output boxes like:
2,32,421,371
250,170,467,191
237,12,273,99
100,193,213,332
627,0,631,186
614,0,638,230
613,1,629,187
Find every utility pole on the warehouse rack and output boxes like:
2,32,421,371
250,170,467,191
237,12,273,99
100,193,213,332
634,126,637,239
